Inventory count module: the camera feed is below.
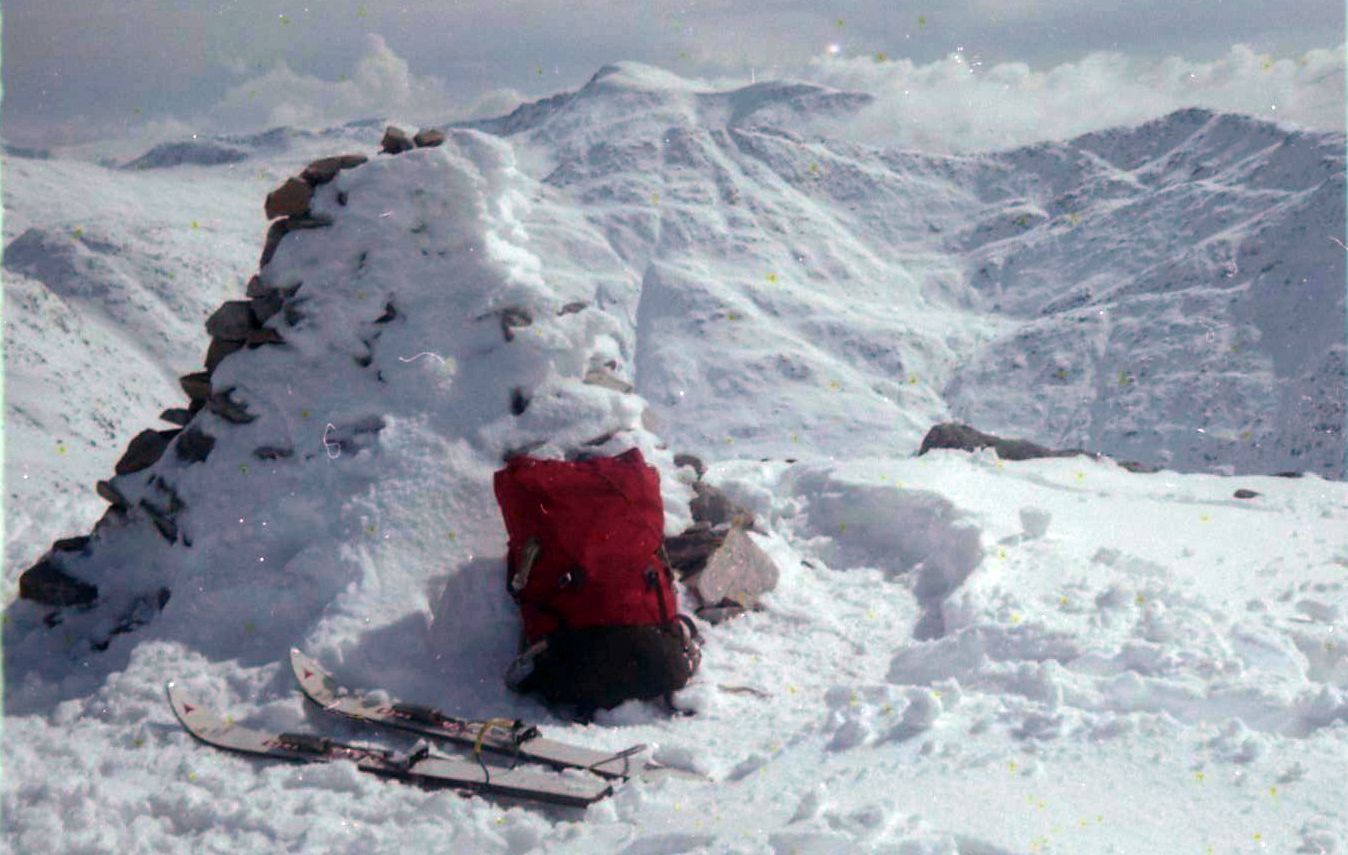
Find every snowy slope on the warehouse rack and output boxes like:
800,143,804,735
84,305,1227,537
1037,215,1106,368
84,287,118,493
3,63,1347,853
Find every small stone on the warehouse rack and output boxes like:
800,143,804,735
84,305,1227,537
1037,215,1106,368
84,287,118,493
207,388,256,423
500,307,532,341
205,301,258,341
381,126,413,154
510,387,530,415
175,427,215,463
558,302,587,315
260,219,290,267
180,372,212,402
18,557,98,607
413,128,445,147
159,408,191,426
246,327,285,347
53,535,91,553
690,481,755,529
115,429,173,475
1234,488,1260,499
204,337,245,373
245,274,269,297
300,153,368,185
96,479,130,510
286,214,333,230
139,498,178,543
253,446,293,461
674,453,707,479
264,177,312,220
250,290,284,324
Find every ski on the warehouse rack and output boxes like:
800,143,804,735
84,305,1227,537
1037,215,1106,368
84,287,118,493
289,648,650,779
167,681,612,808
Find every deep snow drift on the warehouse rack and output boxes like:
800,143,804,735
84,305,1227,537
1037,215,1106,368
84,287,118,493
4,63,1347,853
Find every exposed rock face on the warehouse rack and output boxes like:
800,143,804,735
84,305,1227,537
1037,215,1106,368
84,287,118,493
918,422,1158,473
205,301,258,341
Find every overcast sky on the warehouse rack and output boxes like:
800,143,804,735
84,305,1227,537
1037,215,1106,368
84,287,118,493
2,1,1344,152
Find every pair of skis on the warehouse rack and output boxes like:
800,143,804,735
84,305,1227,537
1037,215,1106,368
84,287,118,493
167,649,656,808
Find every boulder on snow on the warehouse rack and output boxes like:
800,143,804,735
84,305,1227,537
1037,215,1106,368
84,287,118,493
1234,488,1260,499
689,527,779,619
674,453,707,479
381,126,414,154
204,337,245,373
413,128,446,148
18,556,98,607
582,367,634,394
96,479,131,511
301,153,368,185
264,177,312,220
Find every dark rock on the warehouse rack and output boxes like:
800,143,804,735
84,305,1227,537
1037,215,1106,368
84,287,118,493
96,479,131,510
139,498,178,543
664,522,726,579
696,601,748,625
919,422,1073,461
500,307,532,341
300,153,368,185
116,429,172,475
253,446,293,460
510,387,530,415
175,427,216,463
180,372,212,403
1273,471,1304,478
690,481,754,529
245,274,268,297
558,302,587,315
374,301,397,323
207,387,256,423
95,505,129,532
381,126,414,154
260,219,290,267
205,301,258,341
413,128,446,147
204,337,245,373
286,214,334,230
264,177,312,220
1117,460,1159,474
18,557,98,607
246,327,285,347
1234,488,1261,499
674,453,706,479
250,290,284,324
160,408,191,426
53,535,92,553
582,431,617,448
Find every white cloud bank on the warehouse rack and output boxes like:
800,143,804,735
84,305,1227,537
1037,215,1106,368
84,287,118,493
800,43,1346,152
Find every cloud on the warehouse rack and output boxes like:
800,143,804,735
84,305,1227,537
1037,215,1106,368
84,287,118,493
206,34,460,131
799,43,1346,152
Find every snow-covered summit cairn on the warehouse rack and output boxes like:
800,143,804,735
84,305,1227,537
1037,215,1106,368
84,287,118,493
15,127,682,655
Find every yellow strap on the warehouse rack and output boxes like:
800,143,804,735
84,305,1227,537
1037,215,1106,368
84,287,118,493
473,718,520,757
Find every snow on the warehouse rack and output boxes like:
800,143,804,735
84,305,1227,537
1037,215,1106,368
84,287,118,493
4,64,1346,853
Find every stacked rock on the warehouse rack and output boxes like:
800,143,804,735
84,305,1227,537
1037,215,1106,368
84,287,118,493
16,125,446,617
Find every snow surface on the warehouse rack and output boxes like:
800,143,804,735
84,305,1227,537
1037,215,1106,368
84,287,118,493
4,63,1347,853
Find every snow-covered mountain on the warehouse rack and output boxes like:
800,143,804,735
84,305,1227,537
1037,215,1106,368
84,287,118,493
4,63,1346,853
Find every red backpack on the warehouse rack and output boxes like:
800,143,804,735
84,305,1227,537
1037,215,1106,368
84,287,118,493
494,449,700,714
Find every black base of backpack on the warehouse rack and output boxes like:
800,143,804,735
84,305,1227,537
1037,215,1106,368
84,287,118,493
508,619,701,720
